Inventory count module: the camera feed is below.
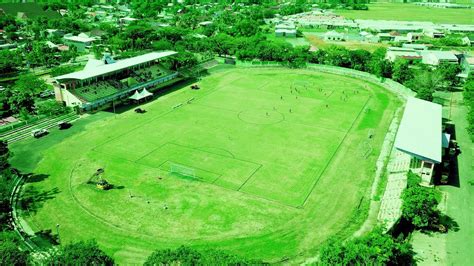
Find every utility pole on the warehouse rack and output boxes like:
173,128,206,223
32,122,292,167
56,224,60,244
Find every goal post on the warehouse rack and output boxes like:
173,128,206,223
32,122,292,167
169,162,196,179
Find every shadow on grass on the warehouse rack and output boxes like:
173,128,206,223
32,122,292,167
439,213,460,232
24,173,49,183
35,229,59,246
19,186,60,214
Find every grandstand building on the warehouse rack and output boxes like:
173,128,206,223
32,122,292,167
54,51,180,111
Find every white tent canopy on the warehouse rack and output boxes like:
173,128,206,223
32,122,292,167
128,90,141,100
139,88,153,98
129,89,153,101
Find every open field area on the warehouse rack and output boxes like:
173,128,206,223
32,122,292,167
12,67,400,264
335,3,474,24
304,32,389,52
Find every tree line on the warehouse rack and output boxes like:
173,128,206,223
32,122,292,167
463,75,474,141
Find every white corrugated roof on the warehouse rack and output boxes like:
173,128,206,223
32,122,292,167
394,98,443,163
56,51,177,81
64,35,96,43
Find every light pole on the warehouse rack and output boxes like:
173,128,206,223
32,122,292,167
56,224,60,244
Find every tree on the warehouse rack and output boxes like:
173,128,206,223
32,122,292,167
163,52,198,71
348,49,371,72
392,59,413,85
0,140,14,230
0,50,22,74
463,74,474,141
144,246,265,265
435,62,462,90
7,75,48,114
47,240,113,265
368,47,392,78
35,100,69,116
319,227,414,265
401,172,441,228
0,232,29,266
405,69,443,102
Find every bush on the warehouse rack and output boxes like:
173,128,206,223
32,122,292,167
319,227,414,265
401,172,441,228
35,100,69,116
47,240,113,265
144,246,265,265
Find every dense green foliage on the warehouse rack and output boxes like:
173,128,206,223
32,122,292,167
47,240,114,265
0,141,28,264
0,140,14,231
463,75,474,141
0,231,29,266
35,100,69,116
401,172,441,228
0,50,22,74
319,227,414,265
5,75,48,114
144,246,265,265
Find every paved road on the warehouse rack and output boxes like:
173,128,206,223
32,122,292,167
442,92,474,266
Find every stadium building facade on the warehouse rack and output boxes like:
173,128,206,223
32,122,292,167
54,51,180,111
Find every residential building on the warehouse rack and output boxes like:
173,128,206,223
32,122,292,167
420,50,459,66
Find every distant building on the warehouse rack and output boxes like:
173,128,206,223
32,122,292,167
394,35,409,43
423,28,445,38
323,30,345,41
45,29,65,39
377,33,396,42
63,33,97,51
416,2,471,9
385,48,422,62
275,29,297,38
275,23,297,38
407,32,423,43
462,35,474,46
420,50,458,66
402,43,429,51
198,21,213,27
119,17,138,26
462,57,474,73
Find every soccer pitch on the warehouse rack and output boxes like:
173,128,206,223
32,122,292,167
18,67,401,263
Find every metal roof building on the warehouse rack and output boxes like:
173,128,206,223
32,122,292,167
394,97,443,164
56,51,177,81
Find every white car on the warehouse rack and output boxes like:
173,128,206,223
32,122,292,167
31,129,48,138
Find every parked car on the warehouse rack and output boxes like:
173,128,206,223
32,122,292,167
39,90,55,98
58,121,72,130
31,129,48,138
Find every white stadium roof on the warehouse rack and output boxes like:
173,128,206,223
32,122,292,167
56,51,177,81
394,98,443,163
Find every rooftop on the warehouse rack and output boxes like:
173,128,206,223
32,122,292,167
394,98,443,164
421,50,458,61
64,35,96,43
56,51,177,81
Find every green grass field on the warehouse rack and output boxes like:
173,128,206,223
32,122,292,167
12,67,400,264
335,3,474,24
